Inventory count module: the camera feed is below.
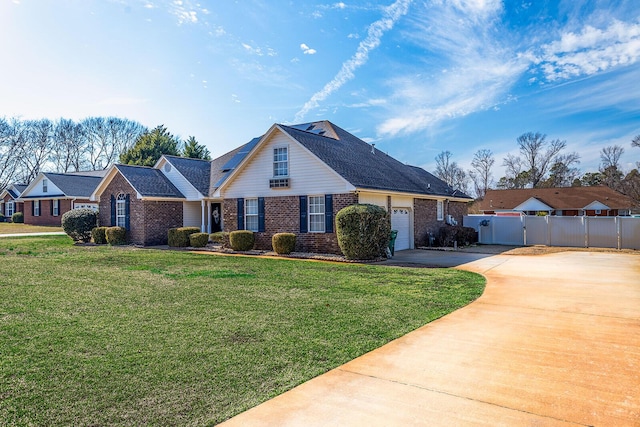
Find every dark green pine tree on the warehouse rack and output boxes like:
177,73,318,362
119,125,181,166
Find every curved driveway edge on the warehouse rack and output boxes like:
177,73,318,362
219,251,640,426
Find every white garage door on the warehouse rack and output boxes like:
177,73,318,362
391,207,411,251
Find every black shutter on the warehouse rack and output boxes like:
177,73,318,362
31,201,34,216
237,198,244,230
110,195,116,226
50,200,53,216
258,197,265,232
125,194,130,230
299,196,307,233
325,194,333,233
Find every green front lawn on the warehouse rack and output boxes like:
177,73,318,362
0,236,485,425
0,222,63,234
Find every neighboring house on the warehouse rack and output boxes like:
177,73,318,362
0,184,27,219
476,187,633,217
92,121,472,251
18,171,107,226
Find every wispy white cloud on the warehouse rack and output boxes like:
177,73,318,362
294,0,412,122
300,43,317,55
377,0,526,136
534,20,640,81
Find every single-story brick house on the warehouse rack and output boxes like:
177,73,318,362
476,187,634,217
91,121,472,252
18,171,107,226
0,184,27,219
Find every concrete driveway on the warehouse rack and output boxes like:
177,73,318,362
220,250,640,426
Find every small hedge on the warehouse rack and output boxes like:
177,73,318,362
336,204,391,260
189,232,210,248
272,233,296,254
210,231,229,246
12,212,24,223
168,227,201,247
61,208,97,243
91,227,108,244
105,226,127,245
436,225,477,247
229,230,255,251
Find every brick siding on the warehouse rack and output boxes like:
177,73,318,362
413,199,469,247
223,193,358,254
23,198,82,226
98,172,183,245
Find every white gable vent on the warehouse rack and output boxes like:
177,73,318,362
269,178,290,189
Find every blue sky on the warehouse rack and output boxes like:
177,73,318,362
1,0,639,179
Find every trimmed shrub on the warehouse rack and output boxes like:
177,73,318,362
61,208,97,243
229,230,255,251
436,225,477,247
168,227,200,247
105,226,127,245
189,232,210,248
12,212,24,223
91,227,108,244
336,204,391,260
210,231,229,245
272,233,296,255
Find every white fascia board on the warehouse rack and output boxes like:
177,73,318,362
356,187,471,203
514,197,552,211
17,172,46,200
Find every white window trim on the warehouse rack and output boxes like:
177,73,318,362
308,195,325,233
53,199,59,216
34,200,40,217
42,179,48,193
273,146,289,178
116,194,126,228
437,200,444,221
245,198,259,232
6,201,14,217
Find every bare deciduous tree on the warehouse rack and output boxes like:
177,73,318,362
468,149,494,198
515,131,567,188
434,150,469,193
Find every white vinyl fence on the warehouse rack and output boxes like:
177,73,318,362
464,215,640,250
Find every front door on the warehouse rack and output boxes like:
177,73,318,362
211,203,222,232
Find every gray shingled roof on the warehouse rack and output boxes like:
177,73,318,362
7,184,27,199
163,155,212,195
39,173,104,198
279,122,471,199
116,164,184,198
209,138,260,193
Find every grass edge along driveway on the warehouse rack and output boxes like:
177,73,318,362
0,236,485,426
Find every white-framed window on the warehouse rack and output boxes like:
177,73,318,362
42,179,48,193
308,195,325,233
595,209,602,215
34,200,40,216
52,199,59,216
6,201,14,217
437,200,444,221
116,194,127,228
245,198,259,232
273,147,288,177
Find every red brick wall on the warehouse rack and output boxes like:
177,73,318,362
23,198,80,226
413,199,469,246
98,172,183,245
223,193,358,254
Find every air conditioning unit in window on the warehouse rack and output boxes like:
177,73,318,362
269,178,290,188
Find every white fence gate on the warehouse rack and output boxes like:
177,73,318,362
464,215,640,250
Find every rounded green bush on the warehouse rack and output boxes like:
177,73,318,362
91,226,108,244
105,226,127,245
272,232,296,254
61,208,98,243
210,231,229,245
168,227,200,247
229,230,255,251
336,204,391,260
11,212,24,223
189,232,210,248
